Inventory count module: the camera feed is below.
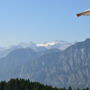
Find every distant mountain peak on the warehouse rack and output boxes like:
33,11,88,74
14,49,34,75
17,41,36,48
9,40,72,51
37,41,57,47
37,40,72,50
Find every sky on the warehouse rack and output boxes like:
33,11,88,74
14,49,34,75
0,0,90,47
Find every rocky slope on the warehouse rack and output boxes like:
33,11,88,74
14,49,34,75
0,39,89,89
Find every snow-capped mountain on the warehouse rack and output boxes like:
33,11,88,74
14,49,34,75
37,40,72,50
8,40,72,52
0,40,72,58
14,40,72,50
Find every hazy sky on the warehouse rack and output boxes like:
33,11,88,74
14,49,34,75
0,0,90,47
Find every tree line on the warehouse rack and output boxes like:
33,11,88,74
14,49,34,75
0,78,89,90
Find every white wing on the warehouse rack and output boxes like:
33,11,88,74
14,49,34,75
76,9,90,17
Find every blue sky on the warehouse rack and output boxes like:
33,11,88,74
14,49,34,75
0,0,90,47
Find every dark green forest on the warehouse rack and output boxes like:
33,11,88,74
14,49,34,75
0,78,89,90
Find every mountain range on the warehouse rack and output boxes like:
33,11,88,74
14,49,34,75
0,40,71,58
0,39,89,89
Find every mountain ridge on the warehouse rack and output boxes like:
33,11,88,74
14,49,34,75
0,39,89,89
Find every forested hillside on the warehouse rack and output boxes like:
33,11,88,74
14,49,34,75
0,78,89,90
